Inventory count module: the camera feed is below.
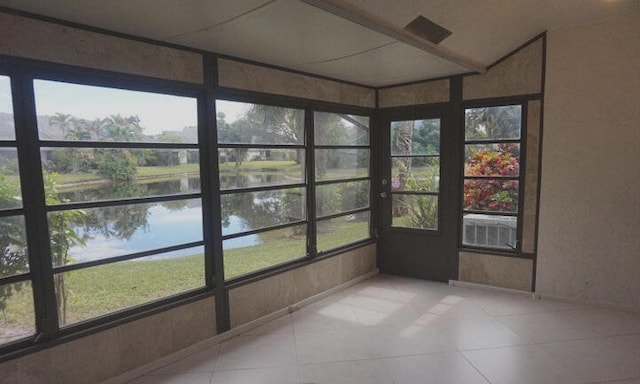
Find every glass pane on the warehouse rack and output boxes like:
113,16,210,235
216,100,304,145
316,181,369,217
314,112,369,146
465,143,520,177
0,75,15,141
465,105,522,140
1,215,29,278
33,80,198,143
464,179,519,213
317,212,370,252
391,157,439,192
50,198,203,266
0,148,21,209
223,225,306,279
392,194,438,230
0,281,35,344
391,119,440,156
218,148,304,190
315,148,369,181
56,247,205,326
221,188,305,236
41,148,200,204
462,214,517,249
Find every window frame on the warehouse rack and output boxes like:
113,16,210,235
460,101,527,255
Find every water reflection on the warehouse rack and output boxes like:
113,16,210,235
58,177,201,203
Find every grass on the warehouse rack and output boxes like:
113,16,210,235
0,220,367,333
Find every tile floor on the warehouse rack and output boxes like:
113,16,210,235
126,274,640,384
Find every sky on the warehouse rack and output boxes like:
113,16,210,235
33,80,199,135
0,76,12,114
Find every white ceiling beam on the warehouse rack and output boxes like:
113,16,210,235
300,0,487,74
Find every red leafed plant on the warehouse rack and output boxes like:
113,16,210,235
464,143,519,212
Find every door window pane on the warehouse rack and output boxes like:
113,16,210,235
216,100,304,145
0,281,35,345
465,105,522,140
391,157,439,192
223,225,306,279
55,247,204,326
218,148,304,190
34,80,198,143
391,194,438,230
391,119,440,155
314,112,369,146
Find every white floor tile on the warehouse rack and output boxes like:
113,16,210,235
211,366,300,384
300,359,393,384
383,352,490,384
556,308,640,336
495,311,598,343
127,372,212,384
435,317,528,350
151,345,219,375
215,333,297,370
463,344,582,384
538,337,640,382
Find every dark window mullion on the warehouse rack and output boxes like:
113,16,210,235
45,193,202,212
219,183,306,195
316,207,371,222
315,177,370,186
306,108,317,257
52,240,205,274
14,74,60,340
222,219,308,241
40,140,199,150
464,138,521,145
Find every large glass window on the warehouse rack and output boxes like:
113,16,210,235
314,112,371,252
217,100,307,279
462,105,522,250
0,75,36,345
33,80,204,327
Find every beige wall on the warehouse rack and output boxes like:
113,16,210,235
218,58,376,108
229,244,377,327
0,12,204,84
378,79,450,108
0,297,216,384
537,14,640,308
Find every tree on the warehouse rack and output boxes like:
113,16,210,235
44,173,86,324
0,173,28,322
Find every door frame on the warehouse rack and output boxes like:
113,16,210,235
374,102,462,282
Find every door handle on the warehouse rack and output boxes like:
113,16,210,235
380,192,388,198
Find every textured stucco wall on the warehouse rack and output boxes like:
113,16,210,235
537,14,640,308
0,12,203,84
0,298,216,384
378,79,450,108
218,58,376,108
459,252,533,291
229,244,377,327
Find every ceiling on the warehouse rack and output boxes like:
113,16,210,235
0,0,638,87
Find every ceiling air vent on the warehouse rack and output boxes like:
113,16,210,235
404,16,451,44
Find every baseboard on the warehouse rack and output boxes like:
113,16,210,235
534,292,640,313
101,268,379,384
449,279,535,298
